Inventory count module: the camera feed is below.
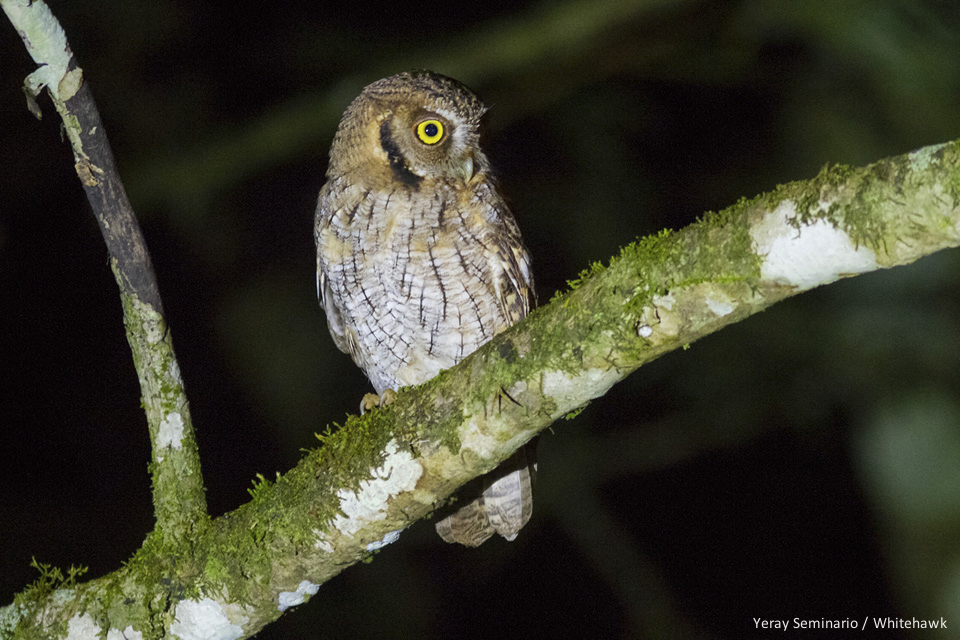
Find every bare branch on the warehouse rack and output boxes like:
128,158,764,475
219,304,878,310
1,0,206,539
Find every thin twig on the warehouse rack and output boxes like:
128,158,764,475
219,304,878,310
1,0,207,538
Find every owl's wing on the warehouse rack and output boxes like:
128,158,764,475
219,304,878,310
494,211,536,325
436,205,537,546
317,259,359,359
316,264,341,340
315,186,357,358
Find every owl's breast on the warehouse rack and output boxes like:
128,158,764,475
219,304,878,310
318,181,513,394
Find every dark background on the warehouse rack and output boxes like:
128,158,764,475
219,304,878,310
3,1,960,638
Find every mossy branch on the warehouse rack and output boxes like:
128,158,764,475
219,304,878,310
6,2,960,639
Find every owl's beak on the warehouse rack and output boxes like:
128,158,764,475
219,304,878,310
458,155,475,182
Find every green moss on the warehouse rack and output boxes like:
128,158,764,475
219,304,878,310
247,472,280,505
201,554,232,587
217,400,413,560
549,260,606,304
14,559,88,605
563,406,586,420
759,161,897,252
945,141,960,195
565,260,607,291
614,199,761,316
310,405,402,481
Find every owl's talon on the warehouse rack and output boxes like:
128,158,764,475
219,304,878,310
381,388,397,406
360,393,380,414
360,388,397,414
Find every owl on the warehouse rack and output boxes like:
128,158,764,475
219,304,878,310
314,71,536,547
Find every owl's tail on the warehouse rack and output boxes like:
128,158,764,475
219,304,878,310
435,441,537,547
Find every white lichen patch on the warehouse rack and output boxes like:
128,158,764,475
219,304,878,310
50,587,77,607
156,411,184,460
331,439,422,536
648,296,681,338
3,0,78,101
751,200,877,290
168,360,184,386
508,379,528,398
652,292,676,310
277,580,320,612
65,613,100,640
313,531,334,553
132,297,165,344
169,598,246,640
809,196,839,216
367,529,402,551
703,291,735,317
542,368,621,420
908,142,947,172
458,415,500,460
107,626,143,640
0,602,24,634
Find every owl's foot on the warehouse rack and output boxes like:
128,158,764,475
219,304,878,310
360,388,397,414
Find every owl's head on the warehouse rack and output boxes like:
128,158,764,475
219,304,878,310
327,70,491,188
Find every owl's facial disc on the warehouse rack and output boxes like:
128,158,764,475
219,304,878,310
375,106,480,187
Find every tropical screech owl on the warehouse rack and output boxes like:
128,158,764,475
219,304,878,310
314,71,536,546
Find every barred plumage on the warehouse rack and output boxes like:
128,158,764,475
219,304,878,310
315,71,536,546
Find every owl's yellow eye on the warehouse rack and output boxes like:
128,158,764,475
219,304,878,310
415,119,445,145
